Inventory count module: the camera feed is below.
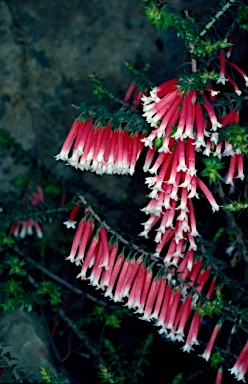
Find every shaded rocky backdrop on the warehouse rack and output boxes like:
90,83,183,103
0,0,221,200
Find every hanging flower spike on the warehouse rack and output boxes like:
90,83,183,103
216,51,228,85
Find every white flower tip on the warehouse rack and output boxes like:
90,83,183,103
199,352,210,361
98,263,110,270
63,220,77,229
211,203,220,213
216,75,228,85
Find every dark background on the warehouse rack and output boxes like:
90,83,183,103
0,1,247,383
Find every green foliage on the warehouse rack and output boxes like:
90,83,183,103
98,333,153,384
123,62,152,91
218,123,248,155
168,373,183,384
39,366,65,384
37,281,62,307
0,341,24,383
224,199,248,212
6,256,26,276
196,288,225,317
210,352,224,368
88,73,110,100
201,157,226,184
91,305,130,329
76,102,148,133
236,5,248,31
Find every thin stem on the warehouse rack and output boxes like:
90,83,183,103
199,1,236,37
184,10,197,73
25,255,108,306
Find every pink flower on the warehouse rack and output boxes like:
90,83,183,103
215,366,223,384
63,204,81,229
200,322,222,361
216,51,228,85
229,341,248,382
56,117,145,175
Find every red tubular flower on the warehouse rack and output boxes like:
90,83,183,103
227,61,248,87
156,284,173,330
77,234,100,280
112,257,133,302
216,50,228,85
121,257,142,299
229,341,248,381
104,252,125,299
215,366,223,384
200,322,222,361
141,277,160,321
74,218,94,266
100,242,119,288
98,226,110,270
89,242,104,287
64,204,81,229
55,119,82,162
174,296,193,341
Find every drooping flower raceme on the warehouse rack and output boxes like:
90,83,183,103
56,53,247,382
139,67,245,272
55,118,145,176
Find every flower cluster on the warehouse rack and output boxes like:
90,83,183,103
65,207,216,347
10,186,44,239
139,50,246,269
57,49,247,382
55,118,145,176
229,341,248,382
64,205,248,378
